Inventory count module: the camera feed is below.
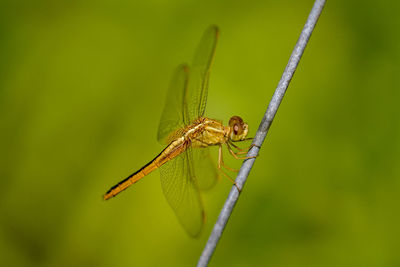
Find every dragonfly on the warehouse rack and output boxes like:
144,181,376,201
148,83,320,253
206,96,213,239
104,25,253,237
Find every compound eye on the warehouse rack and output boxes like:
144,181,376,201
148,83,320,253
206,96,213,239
229,116,244,127
233,124,240,135
229,116,244,136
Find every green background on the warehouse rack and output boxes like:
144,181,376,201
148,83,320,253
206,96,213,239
1,0,399,266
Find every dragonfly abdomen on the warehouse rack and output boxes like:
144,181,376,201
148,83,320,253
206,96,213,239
103,138,188,200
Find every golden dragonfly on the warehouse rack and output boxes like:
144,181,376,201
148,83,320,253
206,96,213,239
104,25,253,237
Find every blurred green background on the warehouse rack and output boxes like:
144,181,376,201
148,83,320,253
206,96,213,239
1,0,399,266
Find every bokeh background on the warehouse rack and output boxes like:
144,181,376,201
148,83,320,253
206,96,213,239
1,0,399,266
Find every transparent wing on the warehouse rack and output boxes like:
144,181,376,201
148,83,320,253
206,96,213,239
159,147,205,237
185,25,219,124
191,147,218,191
158,26,219,142
157,64,189,144
157,27,219,236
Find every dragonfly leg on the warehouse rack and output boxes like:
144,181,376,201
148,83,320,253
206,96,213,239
235,144,259,155
229,139,259,155
218,145,241,192
231,137,254,142
220,170,241,193
227,143,257,160
218,145,239,172
229,141,246,151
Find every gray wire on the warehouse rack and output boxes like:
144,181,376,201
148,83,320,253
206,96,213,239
197,0,326,266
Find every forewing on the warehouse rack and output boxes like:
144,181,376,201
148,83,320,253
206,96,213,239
185,25,219,123
159,147,205,237
191,147,218,191
157,64,189,144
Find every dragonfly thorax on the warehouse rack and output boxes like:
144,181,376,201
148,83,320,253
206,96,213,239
186,117,227,148
186,116,248,148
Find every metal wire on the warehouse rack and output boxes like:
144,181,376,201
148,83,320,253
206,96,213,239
197,0,326,266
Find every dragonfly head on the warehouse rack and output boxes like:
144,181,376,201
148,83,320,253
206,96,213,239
228,116,249,141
